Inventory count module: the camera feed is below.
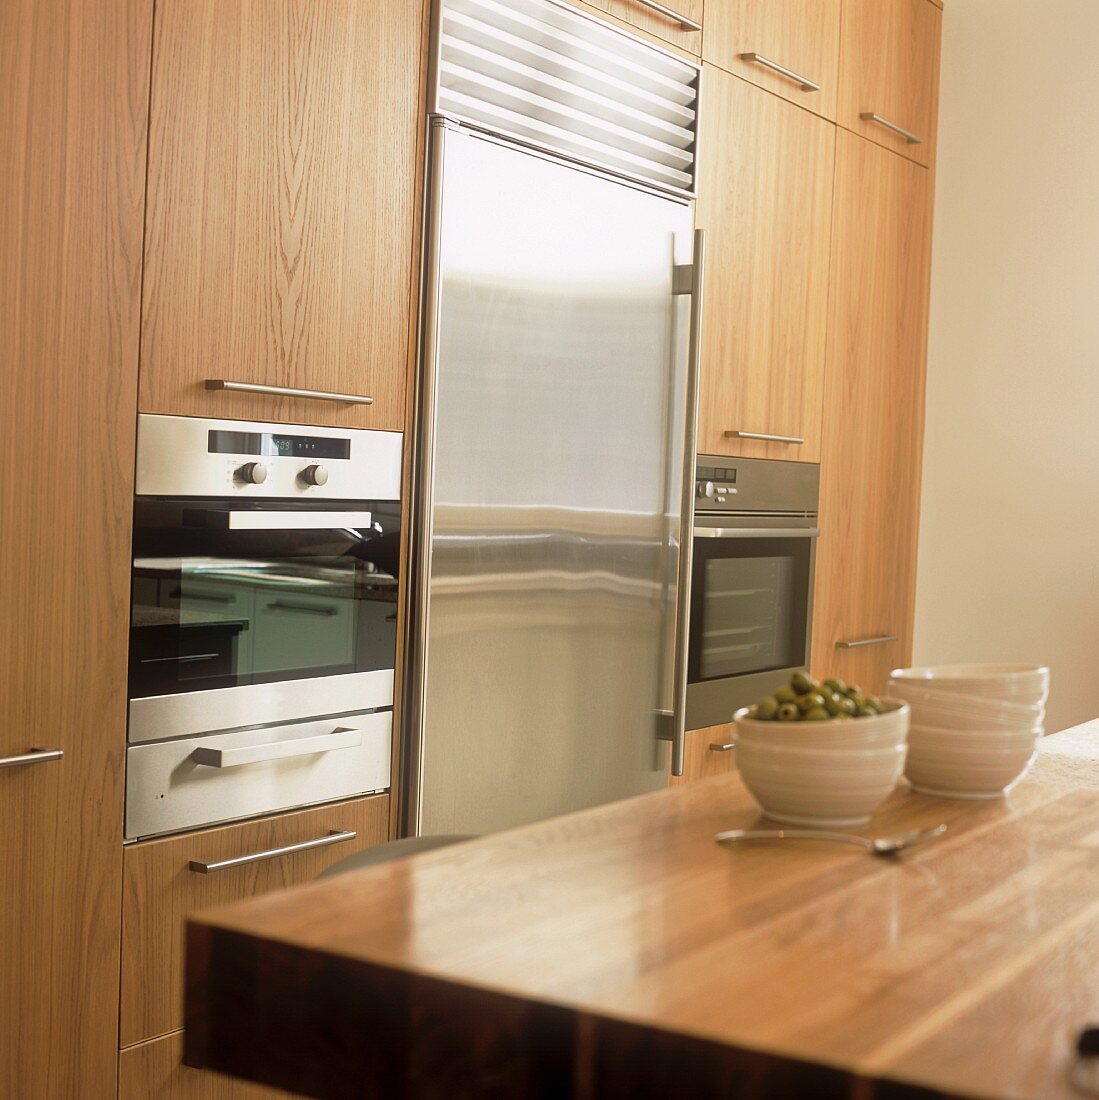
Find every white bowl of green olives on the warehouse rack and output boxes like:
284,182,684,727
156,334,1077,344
731,672,909,828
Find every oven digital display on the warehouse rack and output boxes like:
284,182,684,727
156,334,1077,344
208,430,351,460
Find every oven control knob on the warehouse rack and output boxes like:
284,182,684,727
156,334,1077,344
300,463,329,487
236,461,268,485
697,480,716,500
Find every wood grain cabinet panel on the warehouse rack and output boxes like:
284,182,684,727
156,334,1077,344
120,795,389,1048
811,131,933,694
0,1,152,1096
838,0,942,167
120,1031,295,1099
580,0,703,55
703,0,842,121
696,66,835,462
140,0,424,430
669,723,737,785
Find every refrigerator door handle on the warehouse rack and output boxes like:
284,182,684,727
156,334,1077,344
663,227,705,776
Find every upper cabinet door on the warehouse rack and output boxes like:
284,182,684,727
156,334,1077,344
583,0,703,55
695,66,835,463
838,0,942,167
703,0,842,121
140,0,424,430
811,131,933,694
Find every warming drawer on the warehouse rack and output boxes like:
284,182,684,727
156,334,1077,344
125,710,391,839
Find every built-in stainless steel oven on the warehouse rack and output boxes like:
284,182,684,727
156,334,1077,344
124,414,401,839
686,456,820,730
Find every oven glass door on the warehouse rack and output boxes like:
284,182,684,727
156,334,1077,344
688,530,813,685
129,500,399,699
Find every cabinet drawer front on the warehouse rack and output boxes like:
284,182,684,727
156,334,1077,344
838,0,942,167
670,723,737,785
121,794,389,1048
594,0,703,54
703,0,841,121
125,711,391,840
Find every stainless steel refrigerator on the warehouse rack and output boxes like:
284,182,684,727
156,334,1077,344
404,0,704,836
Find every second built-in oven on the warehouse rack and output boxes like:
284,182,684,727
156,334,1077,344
125,414,402,840
686,456,820,730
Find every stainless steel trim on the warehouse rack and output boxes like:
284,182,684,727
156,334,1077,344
694,527,820,539
0,748,63,770
666,226,705,777
204,379,374,405
724,430,805,445
128,669,394,744
859,112,923,145
836,634,899,649
709,741,735,752
187,829,357,874
738,52,819,92
633,0,701,32
192,727,362,768
210,511,374,531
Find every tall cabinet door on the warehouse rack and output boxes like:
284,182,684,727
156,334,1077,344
811,132,933,694
0,0,151,1095
696,65,835,462
140,0,424,430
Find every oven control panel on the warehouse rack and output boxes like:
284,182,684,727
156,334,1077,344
695,455,820,516
135,413,402,500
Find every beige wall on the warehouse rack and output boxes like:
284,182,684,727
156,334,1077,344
913,0,1099,731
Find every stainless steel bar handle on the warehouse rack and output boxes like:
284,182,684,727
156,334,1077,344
0,748,64,770
204,379,374,405
835,634,899,649
724,430,805,445
668,227,706,777
188,829,357,874
219,511,373,531
859,113,923,145
739,53,820,92
192,727,362,769
694,527,820,540
709,742,735,753
632,0,701,32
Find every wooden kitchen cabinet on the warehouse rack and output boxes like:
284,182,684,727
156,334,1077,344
139,0,425,431
838,0,942,167
120,794,390,1048
578,0,703,55
696,65,835,462
0,1,151,1096
669,723,738,786
811,131,933,694
703,0,842,121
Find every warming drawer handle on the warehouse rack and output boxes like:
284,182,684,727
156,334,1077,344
633,0,701,31
835,635,899,650
0,748,64,770
191,727,362,769
205,379,373,405
738,53,820,92
859,113,924,146
188,829,358,874
709,742,736,753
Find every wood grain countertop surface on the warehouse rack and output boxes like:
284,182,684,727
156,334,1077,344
185,725,1099,1100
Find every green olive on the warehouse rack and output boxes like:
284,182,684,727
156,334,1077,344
804,706,831,721
774,686,798,705
855,704,878,718
822,677,846,695
755,696,779,721
791,671,819,696
823,692,844,716
797,692,827,713
776,702,800,722
845,683,863,699
867,696,887,713
847,692,866,710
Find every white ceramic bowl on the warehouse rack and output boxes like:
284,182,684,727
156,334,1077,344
905,743,1037,800
888,682,1045,731
889,664,1049,704
732,702,909,827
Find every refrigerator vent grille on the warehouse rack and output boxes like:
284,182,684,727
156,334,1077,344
434,0,699,194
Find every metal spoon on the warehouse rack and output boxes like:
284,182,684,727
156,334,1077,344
714,822,948,857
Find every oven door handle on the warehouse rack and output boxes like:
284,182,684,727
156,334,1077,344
203,510,373,531
694,527,821,539
191,727,362,769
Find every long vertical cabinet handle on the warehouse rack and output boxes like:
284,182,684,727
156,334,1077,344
668,228,705,777
402,119,451,838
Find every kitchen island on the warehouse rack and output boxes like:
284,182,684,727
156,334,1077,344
185,725,1099,1099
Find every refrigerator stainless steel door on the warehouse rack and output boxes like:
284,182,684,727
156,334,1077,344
411,124,693,835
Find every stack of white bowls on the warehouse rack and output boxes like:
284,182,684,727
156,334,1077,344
732,702,909,827
888,665,1049,799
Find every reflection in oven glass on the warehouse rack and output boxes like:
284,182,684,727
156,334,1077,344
700,556,795,680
